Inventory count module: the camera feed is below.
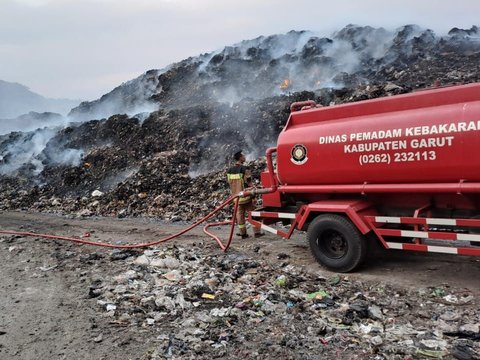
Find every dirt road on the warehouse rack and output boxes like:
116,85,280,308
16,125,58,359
0,211,479,359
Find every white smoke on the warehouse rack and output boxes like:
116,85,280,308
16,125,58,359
188,161,210,178
0,127,83,176
101,167,139,189
0,70,162,179
45,147,84,167
0,70,160,179
194,26,396,103
0,128,54,175
213,86,241,106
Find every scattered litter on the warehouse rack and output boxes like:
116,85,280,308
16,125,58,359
201,293,215,300
306,290,330,300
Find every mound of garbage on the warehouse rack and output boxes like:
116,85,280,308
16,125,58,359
1,24,480,220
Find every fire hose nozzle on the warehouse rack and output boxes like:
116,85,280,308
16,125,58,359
239,187,275,198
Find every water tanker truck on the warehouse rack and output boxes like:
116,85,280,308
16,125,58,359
244,83,480,272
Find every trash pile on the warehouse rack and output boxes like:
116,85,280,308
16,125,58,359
1,25,480,221
85,243,479,359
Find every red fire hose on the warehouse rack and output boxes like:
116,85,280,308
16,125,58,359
0,194,241,252
203,196,239,251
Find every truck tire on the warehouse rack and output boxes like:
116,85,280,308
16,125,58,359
307,214,366,272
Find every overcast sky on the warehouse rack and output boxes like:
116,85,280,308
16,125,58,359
1,0,478,101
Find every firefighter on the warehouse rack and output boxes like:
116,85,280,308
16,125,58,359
227,150,263,239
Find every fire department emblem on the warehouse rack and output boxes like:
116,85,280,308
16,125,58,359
290,144,308,165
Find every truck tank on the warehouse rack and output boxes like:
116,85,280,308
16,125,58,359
276,83,480,186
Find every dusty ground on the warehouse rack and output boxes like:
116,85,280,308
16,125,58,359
0,210,479,359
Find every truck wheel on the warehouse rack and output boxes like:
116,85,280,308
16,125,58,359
307,214,366,272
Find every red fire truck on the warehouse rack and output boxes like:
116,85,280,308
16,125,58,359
246,83,480,272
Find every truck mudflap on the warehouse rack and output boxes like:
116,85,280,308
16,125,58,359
364,215,480,256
